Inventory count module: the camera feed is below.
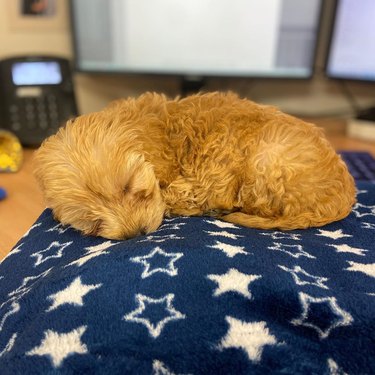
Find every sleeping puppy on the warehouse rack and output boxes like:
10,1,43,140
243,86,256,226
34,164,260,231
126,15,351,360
33,92,356,240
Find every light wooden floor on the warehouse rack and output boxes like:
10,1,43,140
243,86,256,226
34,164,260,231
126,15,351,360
1,119,374,260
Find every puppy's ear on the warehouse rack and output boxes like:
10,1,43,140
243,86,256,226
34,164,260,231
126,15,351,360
123,153,158,198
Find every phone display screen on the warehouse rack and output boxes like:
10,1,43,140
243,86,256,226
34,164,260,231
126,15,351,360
11,61,62,85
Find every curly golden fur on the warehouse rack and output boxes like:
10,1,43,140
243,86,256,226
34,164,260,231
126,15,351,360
33,92,356,240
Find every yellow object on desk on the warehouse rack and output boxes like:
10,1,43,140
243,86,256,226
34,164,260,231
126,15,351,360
0,130,23,172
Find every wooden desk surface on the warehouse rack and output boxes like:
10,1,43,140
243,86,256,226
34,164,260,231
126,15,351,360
1,120,374,260
0,149,44,259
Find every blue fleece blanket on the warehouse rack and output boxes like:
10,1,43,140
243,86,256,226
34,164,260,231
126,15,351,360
0,182,374,374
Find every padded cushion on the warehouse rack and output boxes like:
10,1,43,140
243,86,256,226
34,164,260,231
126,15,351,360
0,182,374,374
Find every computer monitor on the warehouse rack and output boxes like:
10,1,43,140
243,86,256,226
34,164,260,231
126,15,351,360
70,0,322,85
326,0,375,81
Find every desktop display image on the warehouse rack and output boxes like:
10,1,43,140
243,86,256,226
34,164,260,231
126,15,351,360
70,0,322,79
326,0,375,81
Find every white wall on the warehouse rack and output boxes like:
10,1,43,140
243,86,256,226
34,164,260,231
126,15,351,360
1,0,374,116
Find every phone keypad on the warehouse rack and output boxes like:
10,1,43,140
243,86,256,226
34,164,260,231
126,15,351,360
8,94,76,143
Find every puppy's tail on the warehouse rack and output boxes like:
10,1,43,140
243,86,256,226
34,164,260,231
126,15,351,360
220,209,351,231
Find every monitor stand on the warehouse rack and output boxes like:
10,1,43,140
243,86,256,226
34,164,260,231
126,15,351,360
180,76,206,97
356,106,375,121
347,106,375,141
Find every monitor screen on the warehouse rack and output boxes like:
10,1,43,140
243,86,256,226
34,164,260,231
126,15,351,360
326,0,375,81
70,0,321,79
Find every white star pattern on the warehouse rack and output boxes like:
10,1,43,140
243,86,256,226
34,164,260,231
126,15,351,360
1,243,23,262
0,333,17,358
317,229,352,240
207,268,261,298
157,222,186,232
138,234,183,243
205,230,244,240
26,326,88,368
291,292,353,339
1,178,375,373
260,231,301,241
152,359,187,375
123,294,186,338
219,316,278,363
11,243,23,256
278,265,329,289
328,244,368,256
268,242,315,259
31,241,72,266
361,222,375,230
130,247,183,278
22,223,41,238
46,277,102,311
46,223,70,235
346,261,375,278
352,203,375,218
152,360,172,375
0,269,51,361
209,241,249,258
356,189,368,196
67,241,117,267
205,219,240,229
327,358,349,375
0,301,20,331
3,268,52,308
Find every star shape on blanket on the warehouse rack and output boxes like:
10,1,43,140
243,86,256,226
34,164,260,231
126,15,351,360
138,234,183,243
352,203,375,218
130,247,183,278
123,293,186,338
205,219,240,229
67,241,117,267
31,241,72,266
2,243,23,261
46,223,70,235
316,229,352,240
5,268,53,305
0,301,20,332
207,268,261,298
205,230,245,240
268,242,315,259
208,241,249,258
291,292,353,339
362,222,375,230
152,359,180,375
278,265,329,289
328,244,368,256
46,276,102,311
260,231,301,241
356,188,368,195
345,261,375,278
0,270,50,335
0,333,17,358
156,221,186,232
218,316,278,363
26,326,88,368
22,223,41,238
327,358,348,375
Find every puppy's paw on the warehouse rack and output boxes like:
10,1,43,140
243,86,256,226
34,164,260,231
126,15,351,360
162,176,202,216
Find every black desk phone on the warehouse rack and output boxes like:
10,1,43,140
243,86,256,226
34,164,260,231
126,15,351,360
0,56,78,146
